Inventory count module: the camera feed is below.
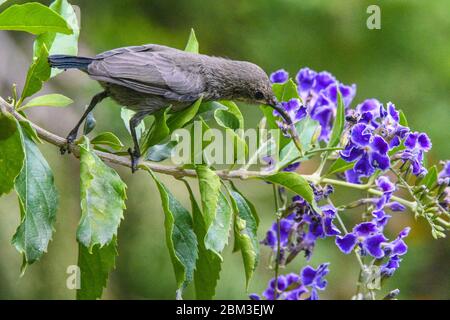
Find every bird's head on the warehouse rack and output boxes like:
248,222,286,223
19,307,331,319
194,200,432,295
231,61,293,125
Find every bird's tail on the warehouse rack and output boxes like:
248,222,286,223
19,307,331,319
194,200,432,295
48,55,94,70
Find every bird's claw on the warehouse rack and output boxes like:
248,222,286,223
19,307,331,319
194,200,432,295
128,148,140,173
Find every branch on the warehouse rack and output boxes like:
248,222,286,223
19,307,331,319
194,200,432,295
0,96,417,210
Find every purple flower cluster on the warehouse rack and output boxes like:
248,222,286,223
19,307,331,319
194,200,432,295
269,68,356,142
250,263,329,300
261,184,338,262
340,100,432,181
335,176,410,277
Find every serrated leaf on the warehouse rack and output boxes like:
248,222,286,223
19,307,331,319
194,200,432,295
0,2,73,35
185,182,221,300
167,97,203,132
77,138,127,249
184,28,199,53
204,192,232,256
196,165,222,228
91,132,124,151
12,128,58,267
229,187,259,289
146,140,177,162
260,172,314,205
328,88,345,148
20,93,73,110
148,170,198,293
120,109,145,141
21,45,50,100
77,237,117,300
35,0,79,77
327,157,355,176
0,113,24,196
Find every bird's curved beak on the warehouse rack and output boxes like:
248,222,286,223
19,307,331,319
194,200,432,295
268,98,292,125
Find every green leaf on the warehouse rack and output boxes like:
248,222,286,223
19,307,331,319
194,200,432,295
19,119,42,144
422,165,438,189
220,101,244,129
214,109,240,130
399,110,408,127
184,28,199,53
272,79,300,102
91,132,124,151
278,117,320,169
0,2,73,35
196,165,222,228
146,140,177,162
148,170,198,293
35,0,79,77
196,101,227,121
77,138,127,250
213,108,248,160
121,109,145,142
0,113,24,196
21,45,51,101
77,237,117,300
185,182,221,300
328,87,345,148
260,172,314,204
12,127,58,267
229,186,259,289
204,192,232,256
20,93,73,110
167,97,203,132
327,157,355,176
141,109,170,152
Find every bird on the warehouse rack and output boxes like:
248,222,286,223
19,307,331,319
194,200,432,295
48,44,291,172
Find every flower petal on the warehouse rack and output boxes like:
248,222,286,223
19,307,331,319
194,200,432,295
335,233,358,254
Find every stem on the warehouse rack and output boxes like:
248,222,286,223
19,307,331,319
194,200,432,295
273,185,282,299
0,96,418,212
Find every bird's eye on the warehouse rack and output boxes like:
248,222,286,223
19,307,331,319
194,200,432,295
254,91,264,100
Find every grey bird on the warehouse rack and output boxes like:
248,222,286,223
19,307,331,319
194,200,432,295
48,44,291,172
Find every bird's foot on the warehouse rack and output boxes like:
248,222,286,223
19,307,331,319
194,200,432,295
128,148,141,174
60,130,78,155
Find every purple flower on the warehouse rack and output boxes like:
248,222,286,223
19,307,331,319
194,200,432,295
438,161,450,184
270,69,289,84
301,263,330,300
341,124,390,176
376,176,395,193
273,98,307,126
381,228,411,277
293,67,356,142
296,68,317,92
250,264,330,300
335,222,387,258
398,131,432,176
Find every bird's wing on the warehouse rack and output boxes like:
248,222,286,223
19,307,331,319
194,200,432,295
88,45,205,102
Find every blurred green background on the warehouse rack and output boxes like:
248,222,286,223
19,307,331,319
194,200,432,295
0,0,449,299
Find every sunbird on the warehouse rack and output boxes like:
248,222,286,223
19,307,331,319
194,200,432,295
48,44,291,172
